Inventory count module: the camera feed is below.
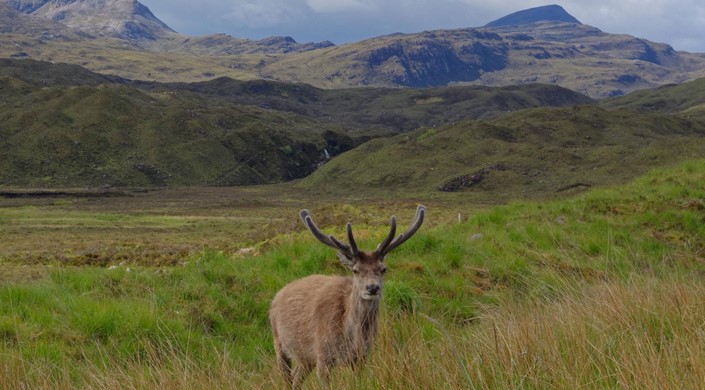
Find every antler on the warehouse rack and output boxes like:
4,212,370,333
300,210,359,259
375,204,426,257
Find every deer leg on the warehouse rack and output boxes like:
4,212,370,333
351,355,366,373
292,361,313,390
316,357,332,385
273,338,293,386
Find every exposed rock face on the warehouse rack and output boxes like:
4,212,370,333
358,30,509,87
7,0,175,40
0,0,81,39
5,0,51,13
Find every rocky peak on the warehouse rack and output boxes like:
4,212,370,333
6,0,175,40
484,4,581,28
5,0,51,13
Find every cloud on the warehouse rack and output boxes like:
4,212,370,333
559,0,705,51
222,0,306,28
305,0,377,14
138,0,705,52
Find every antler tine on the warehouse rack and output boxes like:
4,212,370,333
300,209,354,257
379,205,426,256
374,215,397,255
346,222,359,256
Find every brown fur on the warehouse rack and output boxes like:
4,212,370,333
269,260,383,387
269,206,425,388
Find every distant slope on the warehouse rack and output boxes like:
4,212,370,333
0,58,594,188
0,58,595,131
0,58,127,84
259,29,510,88
298,106,705,199
156,76,594,132
0,79,355,187
601,77,705,120
260,21,705,98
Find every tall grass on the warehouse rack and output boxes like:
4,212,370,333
469,277,705,389
4,278,704,389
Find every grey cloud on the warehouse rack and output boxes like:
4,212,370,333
139,0,705,51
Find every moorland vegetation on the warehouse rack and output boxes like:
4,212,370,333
1,159,705,388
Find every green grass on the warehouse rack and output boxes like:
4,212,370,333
299,105,705,198
0,73,351,187
3,58,705,193
2,159,705,388
0,58,597,188
602,76,705,119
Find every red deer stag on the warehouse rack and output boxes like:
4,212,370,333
269,205,426,388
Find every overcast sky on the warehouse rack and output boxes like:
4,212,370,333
139,1,705,53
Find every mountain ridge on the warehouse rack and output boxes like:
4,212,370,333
1,2,705,97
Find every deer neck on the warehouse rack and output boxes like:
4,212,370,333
345,287,380,352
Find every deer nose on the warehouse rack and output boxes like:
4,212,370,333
366,284,380,295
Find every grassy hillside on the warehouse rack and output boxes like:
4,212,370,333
1,159,705,388
4,64,697,191
602,76,705,120
0,58,596,188
0,34,261,82
0,79,354,187
299,105,705,199
163,77,594,132
0,58,128,85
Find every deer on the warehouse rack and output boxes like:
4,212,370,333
269,205,426,388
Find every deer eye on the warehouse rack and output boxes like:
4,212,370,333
352,269,359,275
381,268,387,274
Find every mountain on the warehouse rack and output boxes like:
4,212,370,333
0,1,82,40
1,2,704,97
260,14,705,98
484,4,580,28
7,0,175,40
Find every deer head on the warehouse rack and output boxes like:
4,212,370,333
299,205,426,300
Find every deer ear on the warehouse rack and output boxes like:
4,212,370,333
337,252,356,269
